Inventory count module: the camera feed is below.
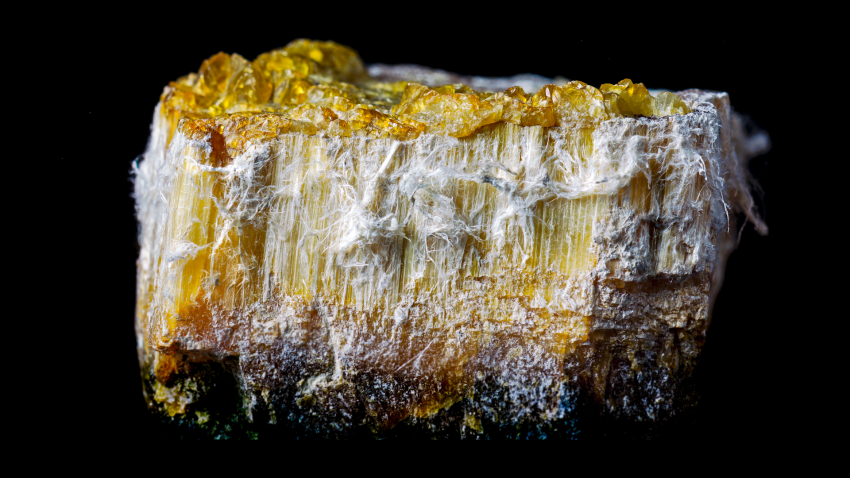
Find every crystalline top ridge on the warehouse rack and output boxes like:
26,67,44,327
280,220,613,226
161,39,691,142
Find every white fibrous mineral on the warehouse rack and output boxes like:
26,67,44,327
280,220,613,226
133,40,767,438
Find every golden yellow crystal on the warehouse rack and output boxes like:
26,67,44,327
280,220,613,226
159,40,689,143
135,40,763,437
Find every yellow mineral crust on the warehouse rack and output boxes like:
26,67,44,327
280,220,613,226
135,40,761,429
158,39,689,144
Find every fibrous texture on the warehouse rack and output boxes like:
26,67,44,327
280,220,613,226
134,40,767,438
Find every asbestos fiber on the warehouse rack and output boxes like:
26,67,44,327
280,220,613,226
133,40,766,437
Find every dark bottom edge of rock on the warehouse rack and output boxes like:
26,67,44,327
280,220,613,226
137,359,704,440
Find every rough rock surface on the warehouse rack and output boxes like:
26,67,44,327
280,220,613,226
133,40,767,438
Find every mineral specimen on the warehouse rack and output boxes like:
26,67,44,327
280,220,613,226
134,40,767,438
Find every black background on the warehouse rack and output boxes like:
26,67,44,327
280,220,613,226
60,17,807,440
